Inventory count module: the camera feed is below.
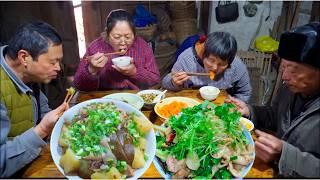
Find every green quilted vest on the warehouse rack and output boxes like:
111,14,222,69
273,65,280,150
0,67,34,137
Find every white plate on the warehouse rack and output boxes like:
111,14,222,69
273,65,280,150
50,98,156,180
153,128,255,179
103,93,144,110
154,97,200,120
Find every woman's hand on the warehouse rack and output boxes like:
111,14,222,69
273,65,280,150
225,95,250,117
34,102,69,138
171,71,189,87
255,130,283,163
112,58,137,77
87,52,108,75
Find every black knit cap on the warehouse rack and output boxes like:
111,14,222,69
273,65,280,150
278,21,320,69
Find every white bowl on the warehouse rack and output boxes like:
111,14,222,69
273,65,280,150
240,117,255,131
137,90,165,109
199,86,220,101
103,93,144,110
112,56,131,67
50,98,156,180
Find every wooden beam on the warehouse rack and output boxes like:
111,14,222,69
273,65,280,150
271,16,280,39
290,1,301,28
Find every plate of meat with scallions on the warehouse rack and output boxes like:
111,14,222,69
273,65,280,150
50,98,156,179
153,101,255,179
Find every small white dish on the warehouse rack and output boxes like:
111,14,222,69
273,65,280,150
137,89,165,110
152,90,167,104
240,117,255,131
199,86,220,101
103,93,144,110
112,56,131,67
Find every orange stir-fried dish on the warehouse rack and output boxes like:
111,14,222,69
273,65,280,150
157,101,188,119
209,71,215,80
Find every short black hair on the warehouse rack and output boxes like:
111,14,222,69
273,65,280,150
6,21,62,60
105,9,136,36
204,32,237,65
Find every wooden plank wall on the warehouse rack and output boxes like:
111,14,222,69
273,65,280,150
0,1,79,67
0,1,79,109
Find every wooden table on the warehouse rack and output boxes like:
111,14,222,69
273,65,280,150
21,89,274,178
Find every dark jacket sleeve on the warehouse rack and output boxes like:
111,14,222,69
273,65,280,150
249,105,278,132
249,85,285,132
280,141,320,177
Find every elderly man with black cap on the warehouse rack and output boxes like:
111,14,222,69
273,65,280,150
228,22,320,177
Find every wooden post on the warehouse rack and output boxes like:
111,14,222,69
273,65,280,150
271,59,283,104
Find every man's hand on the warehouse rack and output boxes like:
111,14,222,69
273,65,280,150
171,71,189,87
225,95,250,117
34,102,69,138
112,58,137,77
255,129,283,163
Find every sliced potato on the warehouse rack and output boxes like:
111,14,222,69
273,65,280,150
91,167,122,179
91,171,106,179
133,115,153,134
60,148,80,174
132,147,146,169
58,125,70,147
105,167,122,179
138,138,147,152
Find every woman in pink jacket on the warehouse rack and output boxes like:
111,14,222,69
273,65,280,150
74,9,160,91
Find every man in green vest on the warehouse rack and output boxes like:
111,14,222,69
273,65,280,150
0,21,68,177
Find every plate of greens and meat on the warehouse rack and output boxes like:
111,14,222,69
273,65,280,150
153,101,255,179
50,98,156,179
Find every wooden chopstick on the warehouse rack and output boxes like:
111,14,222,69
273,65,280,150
84,50,127,61
186,72,210,76
63,93,71,103
63,92,73,104
58,88,76,117
64,88,76,104
104,50,126,56
66,94,74,104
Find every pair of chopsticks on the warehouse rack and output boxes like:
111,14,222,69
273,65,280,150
84,50,127,61
63,87,76,104
186,71,215,80
186,72,210,76
58,87,76,117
